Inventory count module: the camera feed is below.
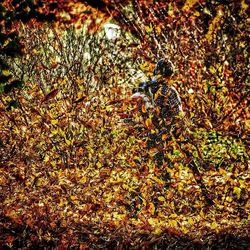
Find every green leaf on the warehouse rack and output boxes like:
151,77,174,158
6,100,20,111
4,80,23,93
0,84,4,93
233,187,241,199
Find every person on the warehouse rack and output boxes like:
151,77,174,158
132,58,183,167
131,60,215,205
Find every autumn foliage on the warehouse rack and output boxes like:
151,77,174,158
0,0,249,249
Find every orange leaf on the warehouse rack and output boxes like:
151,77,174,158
6,236,15,244
145,118,153,129
141,104,147,113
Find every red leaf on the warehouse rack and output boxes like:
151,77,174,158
42,89,58,103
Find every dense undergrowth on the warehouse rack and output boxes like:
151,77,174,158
0,82,249,249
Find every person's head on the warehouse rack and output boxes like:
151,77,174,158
153,59,174,78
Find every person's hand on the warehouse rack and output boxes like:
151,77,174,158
131,92,145,99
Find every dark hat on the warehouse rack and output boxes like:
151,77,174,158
154,59,174,77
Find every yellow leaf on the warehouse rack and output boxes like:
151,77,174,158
51,129,58,135
32,49,39,54
70,195,78,201
194,11,200,16
241,0,248,12
216,204,224,210
200,210,205,218
105,195,112,203
51,119,58,125
2,70,11,76
139,62,150,71
122,183,129,190
59,198,68,207
210,221,218,230
59,129,66,138
182,226,189,234
148,202,155,215
169,213,177,219
151,129,156,134
158,196,165,202
209,66,216,74
188,217,194,225
44,155,49,163
79,176,86,183
154,228,162,235
182,0,199,12
34,178,42,187
76,77,82,85
170,201,175,207
3,40,9,47
148,217,158,226
145,24,153,33
151,176,164,184
65,139,71,145
113,212,126,220
219,168,227,175
51,161,57,167
96,161,102,168
169,219,178,227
